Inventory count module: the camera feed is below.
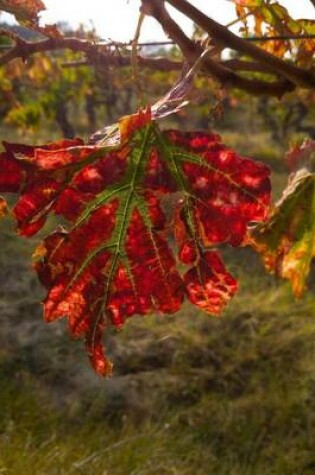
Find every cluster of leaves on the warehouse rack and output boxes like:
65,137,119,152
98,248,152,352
233,0,315,64
0,109,271,374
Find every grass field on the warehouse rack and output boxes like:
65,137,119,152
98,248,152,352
0,125,315,474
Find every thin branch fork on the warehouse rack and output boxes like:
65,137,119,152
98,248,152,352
140,0,297,96
164,0,315,89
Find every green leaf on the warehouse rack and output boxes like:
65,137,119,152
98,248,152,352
250,169,315,297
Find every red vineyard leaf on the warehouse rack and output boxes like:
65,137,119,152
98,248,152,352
0,112,271,375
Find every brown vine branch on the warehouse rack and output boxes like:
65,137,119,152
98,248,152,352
132,34,315,45
245,34,315,42
0,29,303,79
0,32,112,67
0,7,313,99
1,33,315,52
164,0,315,89
0,29,251,77
0,31,184,72
115,34,315,46
140,0,295,97
222,59,277,74
2,34,290,98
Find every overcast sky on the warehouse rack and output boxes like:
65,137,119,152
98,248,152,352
2,0,315,42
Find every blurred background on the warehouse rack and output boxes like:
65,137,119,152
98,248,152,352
1,9,315,475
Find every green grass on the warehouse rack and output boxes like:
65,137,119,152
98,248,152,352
1,249,315,474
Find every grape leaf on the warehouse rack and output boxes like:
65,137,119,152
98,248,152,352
250,169,315,297
0,0,45,26
0,110,270,375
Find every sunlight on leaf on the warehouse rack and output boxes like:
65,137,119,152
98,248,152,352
0,110,270,375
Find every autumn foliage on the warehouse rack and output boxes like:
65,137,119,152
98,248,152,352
0,0,314,375
0,109,271,374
